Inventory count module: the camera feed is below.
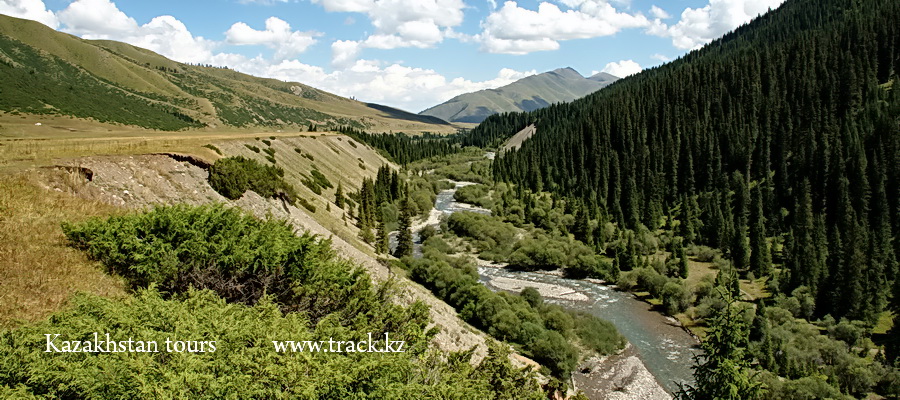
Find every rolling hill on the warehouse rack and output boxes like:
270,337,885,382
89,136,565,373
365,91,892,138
419,67,618,124
0,14,452,133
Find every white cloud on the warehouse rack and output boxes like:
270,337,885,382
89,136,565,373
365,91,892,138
57,0,136,37
225,17,320,60
601,59,641,77
331,39,362,68
229,56,536,111
651,53,670,62
56,0,217,64
650,0,785,50
311,0,466,65
478,1,650,55
0,0,58,28
649,5,670,19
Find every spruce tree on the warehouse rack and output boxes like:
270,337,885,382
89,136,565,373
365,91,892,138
677,291,764,400
730,172,750,272
749,184,771,276
335,182,344,209
394,193,414,258
375,205,389,255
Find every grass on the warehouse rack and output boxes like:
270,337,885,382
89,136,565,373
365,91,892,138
874,311,894,335
0,114,347,171
0,173,126,329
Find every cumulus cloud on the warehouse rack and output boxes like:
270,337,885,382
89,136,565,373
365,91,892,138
221,55,535,111
478,1,650,55
650,0,785,50
601,59,642,77
0,0,58,28
651,53,671,62
312,0,465,65
56,0,217,64
649,5,670,19
226,17,320,60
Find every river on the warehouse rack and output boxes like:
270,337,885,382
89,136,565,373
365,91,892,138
419,181,699,396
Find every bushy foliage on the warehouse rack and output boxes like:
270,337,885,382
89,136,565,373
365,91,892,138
454,184,494,209
406,239,625,379
207,156,298,203
445,211,517,259
62,204,366,324
1,204,549,398
0,289,543,399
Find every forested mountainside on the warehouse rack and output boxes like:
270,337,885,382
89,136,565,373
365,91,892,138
0,15,450,132
420,68,618,123
467,0,899,328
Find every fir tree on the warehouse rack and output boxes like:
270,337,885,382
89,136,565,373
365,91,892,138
335,182,344,209
394,193,414,258
749,184,771,276
730,172,750,271
375,205,389,255
678,291,764,400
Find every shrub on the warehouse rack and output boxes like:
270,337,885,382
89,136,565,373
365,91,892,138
203,144,222,155
207,156,297,203
244,144,261,153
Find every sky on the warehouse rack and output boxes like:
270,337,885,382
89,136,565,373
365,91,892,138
0,0,785,112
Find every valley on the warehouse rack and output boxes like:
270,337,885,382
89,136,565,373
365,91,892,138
1,0,899,398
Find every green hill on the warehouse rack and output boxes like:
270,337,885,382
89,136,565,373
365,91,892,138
0,14,451,133
419,67,618,123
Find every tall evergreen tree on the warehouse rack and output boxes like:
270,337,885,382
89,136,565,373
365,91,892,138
394,193,414,258
749,183,771,276
375,205,389,255
335,182,345,209
678,291,764,400
730,172,751,271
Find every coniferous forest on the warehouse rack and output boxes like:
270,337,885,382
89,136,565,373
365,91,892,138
470,0,898,325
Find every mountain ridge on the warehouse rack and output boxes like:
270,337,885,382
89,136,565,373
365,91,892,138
0,14,452,133
419,67,618,124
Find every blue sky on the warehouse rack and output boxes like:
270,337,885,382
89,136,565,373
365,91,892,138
2,0,784,112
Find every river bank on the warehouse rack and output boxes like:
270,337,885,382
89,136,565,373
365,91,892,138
478,268,677,399
416,179,698,398
573,344,672,400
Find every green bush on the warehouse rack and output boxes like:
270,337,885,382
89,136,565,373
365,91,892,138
0,289,543,399
202,144,223,155
310,169,333,189
207,156,297,203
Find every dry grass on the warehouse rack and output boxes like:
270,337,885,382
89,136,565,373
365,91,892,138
0,114,350,171
0,173,126,329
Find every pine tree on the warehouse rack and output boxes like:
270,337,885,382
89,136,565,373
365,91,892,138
394,193,414,258
749,184,771,276
375,205,389,255
335,182,344,209
357,178,375,244
573,202,593,246
678,291,764,400
730,172,751,271
677,241,689,279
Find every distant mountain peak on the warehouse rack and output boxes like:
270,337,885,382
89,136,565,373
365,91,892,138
420,67,618,124
588,72,619,84
550,67,584,78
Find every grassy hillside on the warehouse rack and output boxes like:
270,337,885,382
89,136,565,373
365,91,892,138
0,14,453,134
419,67,617,123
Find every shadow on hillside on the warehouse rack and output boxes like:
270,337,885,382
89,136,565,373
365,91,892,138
365,103,451,125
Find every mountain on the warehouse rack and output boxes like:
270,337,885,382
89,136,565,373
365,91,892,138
0,14,451,133
419,67,618,124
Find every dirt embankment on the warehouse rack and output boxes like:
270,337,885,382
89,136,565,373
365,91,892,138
501,124,536,153
40,153,490,360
